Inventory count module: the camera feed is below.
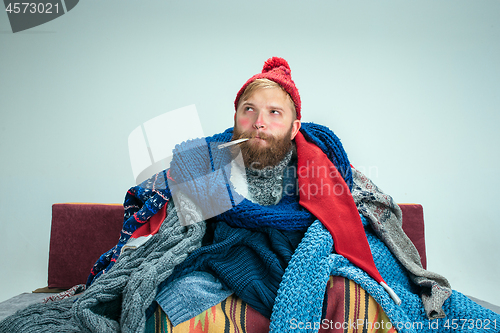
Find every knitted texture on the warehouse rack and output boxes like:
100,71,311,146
0,202,206,333
351,167,452,319
270,220,333,332
154,150,300,321
87,122,352,286
155,221,304,318
2,125,498,332
234,57,302,119
299,122,353,189
155,271,233,326
245,149,293,206
294,129,386,288
42,284,86,304
270,218,500,333
0,298,77,333
86,170,173,286
269,171,500,333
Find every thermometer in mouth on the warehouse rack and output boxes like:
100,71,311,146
218,138,249,149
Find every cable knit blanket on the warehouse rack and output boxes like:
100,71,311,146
0,201,206,333
1,123,499,333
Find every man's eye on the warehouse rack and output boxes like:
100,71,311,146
271,110,280,115
245,107,254,112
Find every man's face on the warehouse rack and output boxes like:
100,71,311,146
233,87,301,169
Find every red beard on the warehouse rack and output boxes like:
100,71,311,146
231,126,293,170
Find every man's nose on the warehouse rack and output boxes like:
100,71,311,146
253,112,266,130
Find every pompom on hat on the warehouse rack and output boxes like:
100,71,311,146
234,57,302,120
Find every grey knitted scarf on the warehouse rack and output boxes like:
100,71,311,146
0,200,206,333
351,167,452,319
245,149,293,206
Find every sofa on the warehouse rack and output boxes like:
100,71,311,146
1,202,498,323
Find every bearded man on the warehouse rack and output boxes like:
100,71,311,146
2,57,498,333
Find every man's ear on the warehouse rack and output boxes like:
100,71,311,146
290,120,301,140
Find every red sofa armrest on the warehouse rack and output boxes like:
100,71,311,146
47,203,124,289
399,203,427,269
47,203,427,289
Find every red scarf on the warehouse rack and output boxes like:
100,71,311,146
295,131,385,285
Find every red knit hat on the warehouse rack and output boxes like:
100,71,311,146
234,57,302,120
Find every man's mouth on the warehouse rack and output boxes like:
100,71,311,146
218,138,249,149
252,135,267,143
232,130,273,144
253,132,269,140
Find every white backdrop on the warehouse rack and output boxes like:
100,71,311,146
1,0,499,306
